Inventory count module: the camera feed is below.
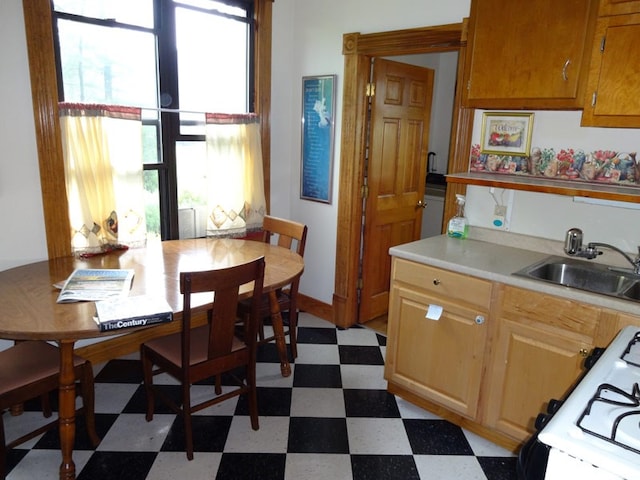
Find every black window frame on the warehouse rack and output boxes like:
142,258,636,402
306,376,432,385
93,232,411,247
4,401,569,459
51,0,256,240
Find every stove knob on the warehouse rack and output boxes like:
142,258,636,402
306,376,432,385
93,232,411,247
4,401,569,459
547,399,563,414
535,413,550,431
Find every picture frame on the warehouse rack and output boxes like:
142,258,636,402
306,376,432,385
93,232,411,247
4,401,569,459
480,112,534,156
300,74,336,203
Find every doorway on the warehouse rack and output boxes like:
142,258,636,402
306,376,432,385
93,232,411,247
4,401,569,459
331,23,475,329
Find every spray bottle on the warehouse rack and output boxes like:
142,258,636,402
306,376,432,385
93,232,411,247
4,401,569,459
447,194,468,239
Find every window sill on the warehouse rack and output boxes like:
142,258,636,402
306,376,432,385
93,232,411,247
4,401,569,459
446,172,640,203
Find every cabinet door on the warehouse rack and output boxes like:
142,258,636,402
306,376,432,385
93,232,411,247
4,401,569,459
385,283,488,419
581,14,640,127
599,0,640,16
463,0,597,109
484,318,593,441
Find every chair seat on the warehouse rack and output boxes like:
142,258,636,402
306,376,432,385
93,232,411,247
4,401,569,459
144,325,246,367
0,341,87,398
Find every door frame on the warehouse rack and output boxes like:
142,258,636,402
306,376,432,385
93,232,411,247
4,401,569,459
332,21,475,328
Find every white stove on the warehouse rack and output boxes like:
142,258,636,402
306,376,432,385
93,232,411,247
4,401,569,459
538,326,640,480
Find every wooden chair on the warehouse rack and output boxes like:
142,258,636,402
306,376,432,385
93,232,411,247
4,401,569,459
0,341,99,479
237,215,307,358
140,256,265,460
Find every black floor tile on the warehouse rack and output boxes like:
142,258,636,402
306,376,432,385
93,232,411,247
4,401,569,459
76,451,157,480
296,326,338,344
477,456,519,480
351,454,420,480
94,359,143,383
235,386,292,417
339,345,385,365
403,419,475,455
292,364,342,388
344,389,401,418
216,452,286,480
287,417,349,454
161,415,233,453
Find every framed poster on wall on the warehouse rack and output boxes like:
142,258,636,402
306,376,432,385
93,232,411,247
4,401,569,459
300,74,336,203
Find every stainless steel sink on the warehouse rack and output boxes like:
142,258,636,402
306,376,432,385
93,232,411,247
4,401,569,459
513,255,640,303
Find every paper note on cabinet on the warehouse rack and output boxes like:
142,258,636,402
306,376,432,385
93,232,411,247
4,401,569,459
426,304,443,320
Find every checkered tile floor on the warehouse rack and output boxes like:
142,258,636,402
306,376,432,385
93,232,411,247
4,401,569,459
4,313,518,479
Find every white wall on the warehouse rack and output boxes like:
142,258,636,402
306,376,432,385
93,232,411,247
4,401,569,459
271,0,472,304
0,0,48,272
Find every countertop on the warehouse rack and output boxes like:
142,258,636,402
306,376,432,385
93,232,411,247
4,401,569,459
389,229,640,316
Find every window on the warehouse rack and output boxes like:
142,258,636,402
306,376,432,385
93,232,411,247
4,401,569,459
52,0,256,241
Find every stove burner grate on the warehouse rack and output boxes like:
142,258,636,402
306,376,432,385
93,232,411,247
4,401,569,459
621,332,640,368
577,382,640,455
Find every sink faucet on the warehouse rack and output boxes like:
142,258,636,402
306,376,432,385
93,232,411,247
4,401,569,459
564,228,640,274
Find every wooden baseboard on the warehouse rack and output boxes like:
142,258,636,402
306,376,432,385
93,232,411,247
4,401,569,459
298,293,333,323
387,381,523,454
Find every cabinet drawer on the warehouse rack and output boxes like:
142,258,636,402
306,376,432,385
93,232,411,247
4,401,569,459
500,285,599,337
392,258,492,309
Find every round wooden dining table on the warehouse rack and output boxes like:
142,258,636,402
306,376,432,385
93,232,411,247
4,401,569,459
0,237,304,480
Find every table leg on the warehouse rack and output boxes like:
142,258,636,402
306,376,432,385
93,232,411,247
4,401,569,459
268,290,291,377
58,340,77,480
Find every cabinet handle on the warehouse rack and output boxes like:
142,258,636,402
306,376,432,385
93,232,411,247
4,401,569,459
433,278,441,285
562,59,571,81
416,200,427,209
475,315,485,325
579,348,589,357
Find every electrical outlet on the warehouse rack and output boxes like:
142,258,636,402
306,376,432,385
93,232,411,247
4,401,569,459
492,205,507,228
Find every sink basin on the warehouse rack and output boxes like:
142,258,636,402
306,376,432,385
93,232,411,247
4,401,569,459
513,256,640,303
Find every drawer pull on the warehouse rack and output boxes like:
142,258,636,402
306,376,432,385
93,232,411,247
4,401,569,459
475,315,485,325
433,278,441,285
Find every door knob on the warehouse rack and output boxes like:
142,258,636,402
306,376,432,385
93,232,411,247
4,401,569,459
416,200,427,209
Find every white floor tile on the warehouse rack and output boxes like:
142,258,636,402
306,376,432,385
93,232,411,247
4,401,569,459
464,429,516,457
96,413,174,451
256,361,295,388
94,383,139,413
146,452,222,480
340,364,387,390
395,396,441,420
294,344,340,365
223,415,289,453
297,313,334,329
290,388,345,417
284,453,353,480
7,449,93,480
346,418,413,455
336,327,381,346
414,454,488,480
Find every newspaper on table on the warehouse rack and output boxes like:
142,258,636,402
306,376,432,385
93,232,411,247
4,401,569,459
94,294,173,332
56,268,135,304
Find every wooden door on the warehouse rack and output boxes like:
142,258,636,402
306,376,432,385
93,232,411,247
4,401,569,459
358,58,434,323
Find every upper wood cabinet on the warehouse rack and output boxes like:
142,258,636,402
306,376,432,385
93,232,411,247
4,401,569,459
462,0,598,109
581,13,640,127
598,0,640,16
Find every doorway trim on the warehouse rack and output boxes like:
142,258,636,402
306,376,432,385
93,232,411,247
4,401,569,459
332,22,475,328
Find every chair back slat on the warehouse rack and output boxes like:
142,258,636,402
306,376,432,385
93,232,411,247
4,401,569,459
179,257,265,362
262,215,308,257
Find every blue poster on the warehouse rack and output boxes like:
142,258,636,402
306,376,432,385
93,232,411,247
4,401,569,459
301,75,336,203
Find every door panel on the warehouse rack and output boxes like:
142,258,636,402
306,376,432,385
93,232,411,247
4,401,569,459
359,58,434,323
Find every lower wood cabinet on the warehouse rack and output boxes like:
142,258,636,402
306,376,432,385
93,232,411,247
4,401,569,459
483,285,599,441
384,258,492,419
385,257,640,450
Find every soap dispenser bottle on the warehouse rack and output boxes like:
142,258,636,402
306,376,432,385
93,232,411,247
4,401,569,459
447,194,468,239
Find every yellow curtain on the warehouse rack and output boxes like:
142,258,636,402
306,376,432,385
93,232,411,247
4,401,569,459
205,113,266,237
59,103,147,254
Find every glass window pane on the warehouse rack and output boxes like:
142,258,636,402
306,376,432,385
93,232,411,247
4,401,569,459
176,141,208,238
53,0,154,28
58,20,158,107
174,0,247,17
143,170,161,242
175,6,249,136
142,120,160,165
